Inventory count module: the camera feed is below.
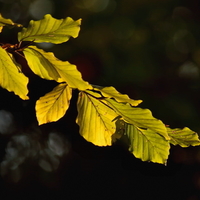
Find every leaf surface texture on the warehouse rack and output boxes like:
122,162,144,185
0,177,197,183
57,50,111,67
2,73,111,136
0,47,29,99
18,14,81,44
36,83,72,125
76,91,118,146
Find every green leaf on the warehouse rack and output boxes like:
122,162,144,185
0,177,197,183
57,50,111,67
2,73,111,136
126,124,170,164
76,91,118,146
167,127,200,147
93,85,142,106
24,46,92,90
106,99,170,140
0,13,22,28
18,14,81,44
36,83,72,125
0,47,29,100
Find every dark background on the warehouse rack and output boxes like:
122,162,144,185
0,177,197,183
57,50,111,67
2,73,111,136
0,0,200,199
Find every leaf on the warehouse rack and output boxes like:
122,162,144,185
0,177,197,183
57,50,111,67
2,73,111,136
76,91,118,146
126,124,170,164
0,13,22,28
86,89,103,98
23,46,60,81
18,14,81,44
0,47,29,100
112,118,126,142
55,61,93,90
36,83,72,125
24,46,92,90
167,127,200,147
93,85,142,106
106,99,170,140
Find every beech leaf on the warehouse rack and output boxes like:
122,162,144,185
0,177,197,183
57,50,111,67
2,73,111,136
167,127,200,147
0,47,29,100
36,83,72,125
76,91,118,146
93,85,142,106
106,99,170,140
126,124,170,164
23,46,60,81
0,13,22,28
18,14,81,44
24,46,92,90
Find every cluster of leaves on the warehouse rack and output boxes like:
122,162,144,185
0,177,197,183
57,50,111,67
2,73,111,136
0,14,200,165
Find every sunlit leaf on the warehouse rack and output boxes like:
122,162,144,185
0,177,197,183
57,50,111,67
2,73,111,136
126,124,170,164
76,91,118,146
24,46,92,90
56,63,93,90
18,14,81,44
94,85,142,106
36,83,72,125
23,46,60,81
0,13,22,27
84,89,104,98
0,47,29,100
167,127,200,147
106,99,170,140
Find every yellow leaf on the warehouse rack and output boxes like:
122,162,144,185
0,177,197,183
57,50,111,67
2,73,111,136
18,14,81,44
126,125,170,164
36,83,72,125
0,47,29,100
23,46,60,81
24,46,92,90
167,127,200,147
76,91,118,146
0,13,22,27
106,98,170,140
94,86,142,106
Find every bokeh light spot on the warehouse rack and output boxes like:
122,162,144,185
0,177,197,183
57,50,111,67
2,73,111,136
76,0,110,12
0,110,15,135
178,61,199,79
29,0,54,19
37,42,54,49
48,132,70,156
